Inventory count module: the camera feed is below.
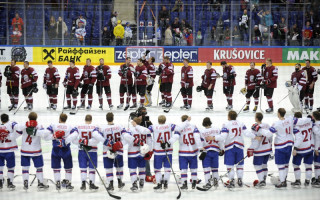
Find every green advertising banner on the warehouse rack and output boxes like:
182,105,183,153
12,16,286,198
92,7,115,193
283,48,320,63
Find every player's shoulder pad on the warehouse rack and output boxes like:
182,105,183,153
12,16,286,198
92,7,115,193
221,127,229,133
293,128,299,135
269,127,277,133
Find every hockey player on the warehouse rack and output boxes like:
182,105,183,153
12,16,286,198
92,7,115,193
200,61,217,111
134,58,148,108
198,117,224,189
21,61,38,110
46,113,78,191
118,57,135,110
269,108,295,188
247,112,273,187
63,60,80,110
312,111,320,186
180,59,194,110
221,61,236,111
158,56,174,108
261,58,278,113
291,112,314,187
0,114,19,190
43,60,60,110
302,59,318,111
244,62,262,112
76,114,102,191
212,111,254,188
4,60,20,110
126,117,153,192
291,63,307,109
169,115,202,190
16,112,51,190
142,53,156,107
79,58,97,110
96,58,113,110
98,112,133,191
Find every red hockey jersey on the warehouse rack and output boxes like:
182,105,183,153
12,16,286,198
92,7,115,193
142,59,156,79
181,66,194,88
245,68,262,90
21,67,38,88
6,66,20,87
118,64,134,85
135,65,148,86
64,67,80,88
161,62,174,83
44,67,60,86
80,65,97,85
262,65,278,88
302,66,318,85
291,70,307,91
201,68,217,89
223,65,236,87
96,65,111,87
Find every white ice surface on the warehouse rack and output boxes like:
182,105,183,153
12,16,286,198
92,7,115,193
0,65,319,200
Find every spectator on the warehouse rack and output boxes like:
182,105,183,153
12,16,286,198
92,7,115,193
11,27,22,45
278,17,287,42
124,22,133,45
173,28,183,45
56,16,68,38
181,29,188,46
102,26,112,46
313,24,320,45
48,16,57,43
224,26,230,40
12,13,23,32
209,0,222,11
156,25,162,45
159,6,170,28
181,19,192,31
303,21,313,46
113,20,124,46
196,30,202,46
289,23,300,45
171,0,184,12
264,10,273,27
75,22,86,45
164,25,173,45
109,11,118,42
239,9,249,42
210,26,216,41
257,10,266,26
261,26,269,42
232,25,240,41
216,19,224,45
76,14,86,28
306,10,318,27
186,29,193,46
271,24,281,45
171,17,181,30
252,25,262,44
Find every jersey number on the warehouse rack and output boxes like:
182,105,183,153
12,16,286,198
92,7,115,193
133,134,147,146
302,128,313,142
156,131,170,143
285,127,291,135
262,137,269,145
183,133,195,145
25,135,32,145
107,132,121,142
232,128,241,137
81,131,92,140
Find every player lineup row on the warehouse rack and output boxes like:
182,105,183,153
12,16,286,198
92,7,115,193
0,108,320,195
1,55,319,113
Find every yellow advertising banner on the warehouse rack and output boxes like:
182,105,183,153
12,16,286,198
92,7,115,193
33,47,114,65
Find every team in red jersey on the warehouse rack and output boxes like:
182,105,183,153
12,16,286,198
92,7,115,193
134,58,148,108
302,59,318,111
221,61,236,111
79,58,97,110
21,61,38,110
291,63,307,108
142,55,156,107
4,60,20,110
63,60,80,110
199,61,217,111
244,62,262,112
158,56,174,108
261,58,278,113
117,57,136,110
96,58,113,110
43,60,60,110
180,59,194,110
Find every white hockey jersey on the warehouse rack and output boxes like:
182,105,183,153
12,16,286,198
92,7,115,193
126,125,152,158
16,124,51,156
169,123,202,157
293,118,314,154
199,126,223,152
148,123,176,155
46,123,78,148
269,117,295,149
313,121,320,151
249,123,273,156
215,120,254,151
0,121,19,153
76,124,101,152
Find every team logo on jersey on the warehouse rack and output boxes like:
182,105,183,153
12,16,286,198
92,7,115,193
223,72,227,79
42,48,56,61
293,77,297,85
250,75,255,82
23,74,29,82
266,72,269,77
84,71,88,78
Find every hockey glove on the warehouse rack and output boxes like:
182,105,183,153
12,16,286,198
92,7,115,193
219,150,225,156
160,141,170,150
43,84,47,89
57,139,67,148
26,120,38,136
112,141,123,152
199,151,207,160
79,139,92,151
32,82,37,88
145,50,150,56
228,74,235,81
251,123,261,132
53,130,65,139
0,129,9,141
144,151,153,160
88,84,94,88
78,83,83,88
72,89,79,97
247,148,254,157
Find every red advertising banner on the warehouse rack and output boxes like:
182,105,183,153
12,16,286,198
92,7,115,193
198,48,283,63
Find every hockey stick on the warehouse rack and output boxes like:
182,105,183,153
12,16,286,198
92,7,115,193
164,90,181,113
277,93,289,104
70,89,89,115
196,155,248,191
238,88,259,115
163,147,181,199
8,81,15,111
13,87,34,115
157,79,161,106
83,147,121,199
61,86,67,114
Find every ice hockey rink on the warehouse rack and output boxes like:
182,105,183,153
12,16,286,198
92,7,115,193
0,64,319,200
